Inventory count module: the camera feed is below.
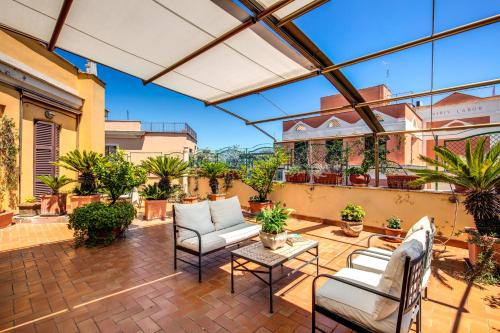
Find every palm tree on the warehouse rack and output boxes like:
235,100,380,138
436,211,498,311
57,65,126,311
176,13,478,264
53,150,103,195
141,155,189,193
198,161,228,194
410,138,500,235
36,175,74,194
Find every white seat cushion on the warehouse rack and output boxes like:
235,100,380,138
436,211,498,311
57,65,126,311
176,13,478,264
352,255,389,274
316,268,413,333
174,201,215,240
179,222,260,253
209,196,245,230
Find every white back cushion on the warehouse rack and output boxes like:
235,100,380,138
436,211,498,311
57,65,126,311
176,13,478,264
374,231,425,320
403,216,432,241
209,196,245,230
174,201,215,240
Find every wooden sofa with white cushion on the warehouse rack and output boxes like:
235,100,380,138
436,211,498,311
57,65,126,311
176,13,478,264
312,229,429,333
173,197,260,282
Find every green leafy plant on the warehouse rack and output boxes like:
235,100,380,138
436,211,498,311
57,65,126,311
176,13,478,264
140,183,169,200
68,201,136,246
464,229,499,285
94,151,146,204
24,196,37,203
198,161,228,194
0,116,19,210
286,166,306,175
409,138,499,236
386,216,402,229
141,155,189,194
346,166,368,176
36,175,74,194
340,204,366,222
53,150,103,195
242,149,288,202
256,203,293,234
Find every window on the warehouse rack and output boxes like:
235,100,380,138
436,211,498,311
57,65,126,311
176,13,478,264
105,144,118,155
295,124,306,131
327,119,340,128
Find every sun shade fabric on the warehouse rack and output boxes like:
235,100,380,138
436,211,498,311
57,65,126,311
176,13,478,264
0,0,315,103
254,0,317,19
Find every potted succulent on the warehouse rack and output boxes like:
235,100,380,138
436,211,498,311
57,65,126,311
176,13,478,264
0,116,18,228
340,203,366,237
140,183,169,220
410,138,500,268
256,203,293,250
54,150,103,210
241,149,288,213
384,216,403,242
347,166,371,187
198,161,228,201
285,166,309,183
18,196,41,217
37,175,73,216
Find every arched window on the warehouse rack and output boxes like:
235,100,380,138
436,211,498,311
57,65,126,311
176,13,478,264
327,119,340,128
295,124,306,131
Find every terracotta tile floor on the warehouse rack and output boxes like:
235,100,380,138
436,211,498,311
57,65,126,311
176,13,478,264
0,218,498,333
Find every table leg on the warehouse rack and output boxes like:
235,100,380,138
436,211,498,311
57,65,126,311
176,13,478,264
269,267,273,313
231,254,234,294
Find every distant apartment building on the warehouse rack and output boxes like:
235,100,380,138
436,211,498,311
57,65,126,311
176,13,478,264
282,84,500,169
105,120,198,164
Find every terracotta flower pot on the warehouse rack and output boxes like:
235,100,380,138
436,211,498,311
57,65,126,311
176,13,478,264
314,172,342,185
384,227,403,243
249,200,272,214
285,172,310,183
340,220,363,237
387,175,423,190
18,202,41,217
71,194,101,210
0,210,14,228
144,199,167,220
260,230,288,250
349,174,371,187
182,196,198,204
465,227,500,266
40,194,67,216
208,193,226,201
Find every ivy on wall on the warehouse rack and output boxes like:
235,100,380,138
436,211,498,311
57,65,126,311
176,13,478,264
0,116,19,210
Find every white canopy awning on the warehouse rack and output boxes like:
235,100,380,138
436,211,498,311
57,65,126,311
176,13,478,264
0,0,316,103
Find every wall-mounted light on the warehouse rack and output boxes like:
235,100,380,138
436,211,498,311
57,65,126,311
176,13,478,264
44,110,55,119
0,104,5,117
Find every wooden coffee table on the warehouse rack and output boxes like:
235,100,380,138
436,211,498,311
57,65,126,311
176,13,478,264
230,239,319,313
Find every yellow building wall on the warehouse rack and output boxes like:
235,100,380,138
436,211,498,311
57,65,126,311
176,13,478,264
190,178,474,244
77,73,105,154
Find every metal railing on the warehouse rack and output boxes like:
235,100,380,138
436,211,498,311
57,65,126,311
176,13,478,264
141,122,197,141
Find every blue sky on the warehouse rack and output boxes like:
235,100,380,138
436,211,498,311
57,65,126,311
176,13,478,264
57,0,499,149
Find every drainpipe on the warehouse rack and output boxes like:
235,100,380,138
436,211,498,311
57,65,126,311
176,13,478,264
182,147,190,193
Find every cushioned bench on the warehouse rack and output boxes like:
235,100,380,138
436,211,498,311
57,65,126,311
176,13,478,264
173,197,260,282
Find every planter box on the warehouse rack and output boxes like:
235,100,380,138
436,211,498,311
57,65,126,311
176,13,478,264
144,199,167,220
387,175,423,190
0,210,13,228
249,200,272,214
349,174,370,187
314,172,342,185
285,173,310,183
182,196,198,204
41,194,67,216
18,202,41,217
71,194,100,210
208,193,226,201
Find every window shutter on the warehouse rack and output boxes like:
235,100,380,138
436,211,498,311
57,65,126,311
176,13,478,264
34,121,60,198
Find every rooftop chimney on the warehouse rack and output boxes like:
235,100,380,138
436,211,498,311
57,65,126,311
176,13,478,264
85,60,98,76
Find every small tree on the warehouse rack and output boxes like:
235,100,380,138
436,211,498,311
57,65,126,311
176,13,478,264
54,150,103,195
241,149,288,202
94,150,146,204
141,155,189,193
198,162,228,194
0,116,19,210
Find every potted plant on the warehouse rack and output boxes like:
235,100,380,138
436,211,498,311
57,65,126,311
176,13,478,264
140,183,169,220
386,170,423,190
347,166,371,187
410,138,499,267
384,216,403,242
180,191,198,204
285,166,309,183
256,203,293,250
313,170,342,185
54,150,103,209
18,196,41,217
0,116,19,228
37,175,74,216
340,203,366,237
241,149,287,213
198,161,228,200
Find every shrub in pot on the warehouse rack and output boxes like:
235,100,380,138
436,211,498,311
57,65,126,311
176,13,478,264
53,150,103,209
386,173,423,190
198,161,228,200
340,203,365,237
384,216,403,242
141,155,189,195
241,149,288,213
68,201,136,246
256,203,293,250
18,196,40,217
37,175,73,216
0,116,19,228
313,171,342,185
410,138,500,277
140,183,176,220
285,166,309,183
347,166,370,187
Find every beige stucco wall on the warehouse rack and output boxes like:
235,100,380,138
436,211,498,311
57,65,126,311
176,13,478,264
105,120,142,131
77,74,105,154
189,178,474,243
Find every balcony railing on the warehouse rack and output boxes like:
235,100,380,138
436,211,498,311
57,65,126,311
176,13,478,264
141,122,197,140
